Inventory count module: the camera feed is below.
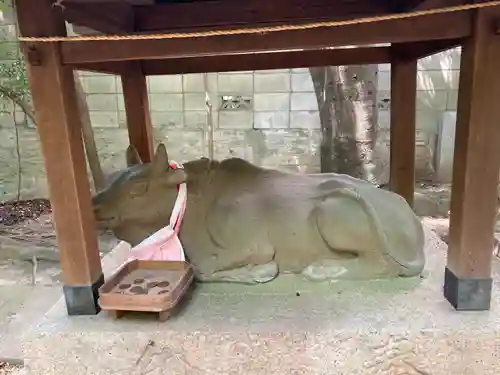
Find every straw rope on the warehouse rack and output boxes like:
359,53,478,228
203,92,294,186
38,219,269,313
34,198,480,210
18,0,500,42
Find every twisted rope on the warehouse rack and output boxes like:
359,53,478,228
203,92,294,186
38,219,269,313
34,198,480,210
18,0,500,42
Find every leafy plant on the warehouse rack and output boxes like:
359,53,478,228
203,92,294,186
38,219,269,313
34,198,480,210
0,0,33,202
0,0,34,124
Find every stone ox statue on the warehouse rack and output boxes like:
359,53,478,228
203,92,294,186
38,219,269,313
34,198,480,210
92,144,425,284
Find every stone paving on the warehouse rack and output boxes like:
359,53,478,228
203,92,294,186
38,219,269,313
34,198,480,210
18,224,500,375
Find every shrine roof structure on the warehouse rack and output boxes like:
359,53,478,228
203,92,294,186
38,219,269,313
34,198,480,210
47,0,473,37
17,0,491,75
13,0,500,316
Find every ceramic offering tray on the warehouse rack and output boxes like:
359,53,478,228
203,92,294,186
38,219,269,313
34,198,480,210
99,260,194,321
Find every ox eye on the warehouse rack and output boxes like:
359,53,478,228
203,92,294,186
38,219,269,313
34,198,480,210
130,182,148,197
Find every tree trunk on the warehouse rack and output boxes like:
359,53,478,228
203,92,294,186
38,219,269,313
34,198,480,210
310,65,379,183
309,66,335,173
74,74,106,191
67,23,105,192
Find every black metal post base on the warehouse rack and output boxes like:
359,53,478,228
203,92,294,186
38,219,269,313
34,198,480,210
62,273,105,316
443,267,492,311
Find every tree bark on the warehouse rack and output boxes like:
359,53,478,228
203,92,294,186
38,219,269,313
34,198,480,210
309,66,334,172
67,23,105,192
74,74,105,191
310,65,379,182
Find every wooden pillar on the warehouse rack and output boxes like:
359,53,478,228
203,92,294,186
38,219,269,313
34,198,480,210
121,62,154,163
389,44,418,207
17,0,103,315
444,7,500,311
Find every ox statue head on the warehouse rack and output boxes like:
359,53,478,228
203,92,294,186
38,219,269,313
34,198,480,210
92,143,187,245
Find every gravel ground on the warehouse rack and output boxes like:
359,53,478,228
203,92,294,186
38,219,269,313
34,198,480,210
0,362,23,374
0,199,51,226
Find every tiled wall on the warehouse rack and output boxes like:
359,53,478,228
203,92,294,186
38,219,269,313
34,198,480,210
375,48,461,181
76,68,324,176
81,69,321,131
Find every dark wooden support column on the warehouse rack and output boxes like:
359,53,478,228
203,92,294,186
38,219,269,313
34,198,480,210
121,62,154,163
444,7,500,311
17,0,103,315
389,44,418,207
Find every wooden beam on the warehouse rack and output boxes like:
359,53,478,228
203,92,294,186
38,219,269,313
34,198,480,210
16,0,67,36
62,0,153,3
444,6,500,311
135,0,390,32
58,12,471,64
121,62,154,163
397,38,463,60
73,61,127,75
70,47,390,75
62,2,134,34
70,46,391,75
389,44,417,207
16,0,103,316
146,47,391,75
385,0,427,12
414,0,466,11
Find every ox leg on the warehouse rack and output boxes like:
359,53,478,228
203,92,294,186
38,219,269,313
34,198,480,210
302,259,348,281
302,256,395,281
207,261,279,284
195,242,278,284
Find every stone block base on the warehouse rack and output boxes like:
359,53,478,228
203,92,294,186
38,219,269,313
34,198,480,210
443,266,492,311
62,274,104,316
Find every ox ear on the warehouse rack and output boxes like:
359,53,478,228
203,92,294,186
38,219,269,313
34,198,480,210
126,145,142,167
148,143,170,179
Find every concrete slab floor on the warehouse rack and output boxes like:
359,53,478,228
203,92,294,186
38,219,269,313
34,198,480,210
19,226,500,375
0,229,120,366
0,257,62,364
0,283,61,364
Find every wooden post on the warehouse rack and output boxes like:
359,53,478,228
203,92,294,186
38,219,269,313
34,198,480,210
389,44,418,207
121,62,154,163
17,0,103,315
444,7,500,311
